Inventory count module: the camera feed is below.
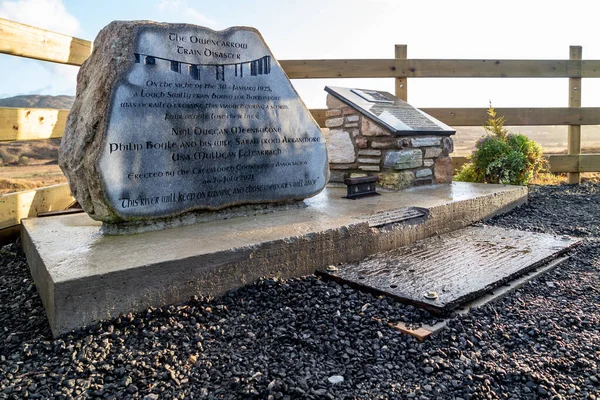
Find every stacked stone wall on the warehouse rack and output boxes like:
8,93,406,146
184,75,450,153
324,94,454,190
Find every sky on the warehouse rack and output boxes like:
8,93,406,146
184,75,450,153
2,0,600,109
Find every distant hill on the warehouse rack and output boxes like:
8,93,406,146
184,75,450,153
0,95,74,109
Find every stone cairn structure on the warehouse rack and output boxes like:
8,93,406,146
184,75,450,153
324,87,455,190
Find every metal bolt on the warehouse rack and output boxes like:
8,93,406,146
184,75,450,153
424,291,438,300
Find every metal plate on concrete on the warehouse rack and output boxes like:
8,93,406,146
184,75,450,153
364,207,427,227
320,225,579,314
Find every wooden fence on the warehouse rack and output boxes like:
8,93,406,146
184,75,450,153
1,17,600,232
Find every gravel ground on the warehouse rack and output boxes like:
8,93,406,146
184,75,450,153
1,183,599,399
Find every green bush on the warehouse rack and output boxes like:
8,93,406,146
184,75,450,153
455,106,547,185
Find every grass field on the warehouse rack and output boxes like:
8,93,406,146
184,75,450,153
453,125,600,156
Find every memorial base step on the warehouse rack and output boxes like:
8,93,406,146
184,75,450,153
22,182,527,337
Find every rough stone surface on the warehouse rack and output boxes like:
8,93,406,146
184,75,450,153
384,149,423,170
326,94,346,108
415,168,433,178
325,130,355,163
411,137,442,147
355,137,368,148
345,115,360,123
434,156,454,183
59,21,327,225
361,118,390,137
358,165,380,171
424,159,434,167
378,171,414,190
442,136,454,155
357,158,380,164
329,170,347,183
425,147,443,158
329,163,357,170
396,137,411,148
358,149,381,156
325,117,344,128
325,109,342,117
370,140,395,149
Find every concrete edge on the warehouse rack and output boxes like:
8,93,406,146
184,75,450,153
20,226,56,330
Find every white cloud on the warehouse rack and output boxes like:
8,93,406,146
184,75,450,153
0,0,80,96
157,0,217,27
0,0,79,35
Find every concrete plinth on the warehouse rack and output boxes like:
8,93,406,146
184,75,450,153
22,182,527,337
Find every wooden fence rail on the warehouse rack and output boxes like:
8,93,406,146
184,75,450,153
1,18,599,231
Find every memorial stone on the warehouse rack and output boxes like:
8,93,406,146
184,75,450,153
59,21,328,229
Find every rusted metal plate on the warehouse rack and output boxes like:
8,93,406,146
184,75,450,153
320,225,579,314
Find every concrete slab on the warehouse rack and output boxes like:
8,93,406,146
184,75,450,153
21,182,527,336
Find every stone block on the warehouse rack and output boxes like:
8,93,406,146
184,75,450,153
329,163,358,170
424,159,434,167
416,168,433,178
384,149,423,170
325,117,344,128
325,109,342,117
355,137,368,149
326,94,346,109
325,129,356,163
341,107,357,115
358,149,382,156
425,147,443,158
346,115,360,123
357,158,380,164
442,137,454,155
59,21,328,227
411,137,442,147
435,157,454,183
378,171,414,190
396,138,411,148
329,170,348,183
361,118,390,137
358,165,380,172
371,139,395,149
345,123,359,128
415,178,434,186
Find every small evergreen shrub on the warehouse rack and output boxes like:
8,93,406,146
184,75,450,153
455,106,547,185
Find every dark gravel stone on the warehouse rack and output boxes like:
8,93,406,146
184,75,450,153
1,183,600,399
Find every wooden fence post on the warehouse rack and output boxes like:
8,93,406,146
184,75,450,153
568,45,582,184
395,44,408,101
